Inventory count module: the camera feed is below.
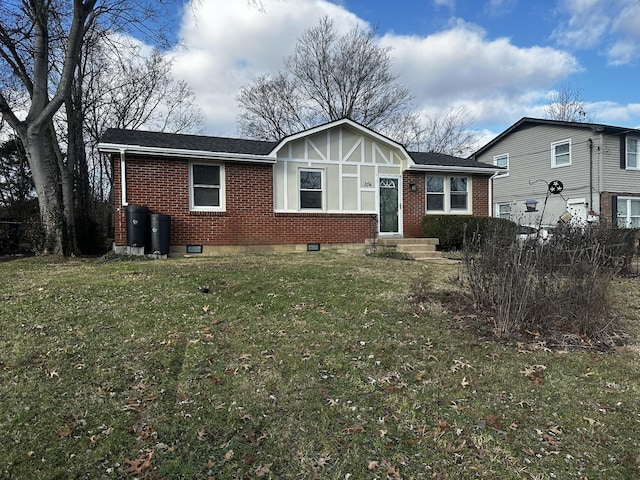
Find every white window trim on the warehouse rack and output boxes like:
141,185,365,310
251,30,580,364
551,139,571,168
189,162,225,212
626,137,639,170
299,167,325,211
425,175,445,213
495,202,511,220
616,196,640,228
493,153,509,178
425,176,471,214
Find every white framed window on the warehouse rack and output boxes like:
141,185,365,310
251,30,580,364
496,202,511,220
493,153,509,177
299,168,323,210
616,197,640,228
426,176,470,213
450,177,468,210
626,138,639,169
190,162,225,211
551,139,571,168
426,176,445,211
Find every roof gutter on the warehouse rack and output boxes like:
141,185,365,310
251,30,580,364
97,143,277,164
407,164,501,174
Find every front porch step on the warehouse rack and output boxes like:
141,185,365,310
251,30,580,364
366,237,447,261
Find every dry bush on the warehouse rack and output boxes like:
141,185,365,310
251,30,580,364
462,224,636,341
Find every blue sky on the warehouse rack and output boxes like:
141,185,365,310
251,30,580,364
163,0,640,145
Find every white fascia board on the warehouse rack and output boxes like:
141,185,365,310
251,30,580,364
407,164,501,174
97,143,277,164
269,118,412,160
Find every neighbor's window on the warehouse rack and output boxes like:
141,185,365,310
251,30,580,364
426,176,470,213
626,138,638,169
299,169,323,209
191,163,224,211
426,176,444,211
617,197,640,228
496,202,511,220
551,139,571,167
493,153,509,177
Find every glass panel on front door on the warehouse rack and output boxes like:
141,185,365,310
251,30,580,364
379,177,399,233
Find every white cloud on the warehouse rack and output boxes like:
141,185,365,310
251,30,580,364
168,0,581,138
381,20,580,126
550,0,609,49
551,0,640,65
170,0,363,135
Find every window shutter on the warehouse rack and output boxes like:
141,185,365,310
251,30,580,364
620,136,626,169
611,195,618,227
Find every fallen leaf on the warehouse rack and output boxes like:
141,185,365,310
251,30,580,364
224,449,234,462
124,451,153,474
368,460,379,471
255,463,273,477
57,424,72,439
342,425,365,434
460,377,469,388
486,415,503,430
548,425,563,436
543,433,561,449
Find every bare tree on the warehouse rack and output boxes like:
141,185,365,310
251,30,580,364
237,17,414,140
0,0,184,254
0,136,35,220
545,82,594,122
420,106,479,157
83,37,203,199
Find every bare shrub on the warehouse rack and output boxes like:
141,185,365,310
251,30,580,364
462,224,636,341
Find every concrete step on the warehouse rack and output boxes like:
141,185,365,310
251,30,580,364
367,237,446,261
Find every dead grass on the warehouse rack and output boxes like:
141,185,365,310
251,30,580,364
0,252,638,479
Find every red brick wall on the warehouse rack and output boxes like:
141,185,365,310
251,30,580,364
113,155,493,248
113,155,375,247
402,172,491,237
600,191,640,227
403,171,426,237
472,175,490,216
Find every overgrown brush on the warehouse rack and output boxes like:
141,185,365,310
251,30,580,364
462,224,637,341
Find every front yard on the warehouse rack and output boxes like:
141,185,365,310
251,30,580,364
0,253,638,479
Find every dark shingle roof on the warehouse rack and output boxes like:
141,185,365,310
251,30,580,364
471,117,640,158
100,127,498,171
409,151,496,169
100,128,277,156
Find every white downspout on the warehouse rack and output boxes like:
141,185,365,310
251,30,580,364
120,149,128,207
488,172,498,216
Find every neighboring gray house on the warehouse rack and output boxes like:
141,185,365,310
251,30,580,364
470,117,640,228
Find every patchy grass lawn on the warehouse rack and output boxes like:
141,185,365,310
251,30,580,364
0,252,638,479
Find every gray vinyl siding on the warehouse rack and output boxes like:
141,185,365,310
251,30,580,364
478,125,596,206
601,133,640,193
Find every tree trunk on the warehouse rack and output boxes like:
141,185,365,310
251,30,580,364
24,125,65,255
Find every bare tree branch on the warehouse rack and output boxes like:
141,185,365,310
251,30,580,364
545,82,595,122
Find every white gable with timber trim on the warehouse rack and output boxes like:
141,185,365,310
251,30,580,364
272,119,412,213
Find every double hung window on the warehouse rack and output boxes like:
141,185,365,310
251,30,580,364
300,169,323,209
496,203,511,220
493,154,509,177
426,176,469,213
191,163,224,211
626,138,638,169
617,197,640,228
551,139,571,167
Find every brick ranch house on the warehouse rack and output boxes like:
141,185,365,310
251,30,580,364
98,118,499,256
